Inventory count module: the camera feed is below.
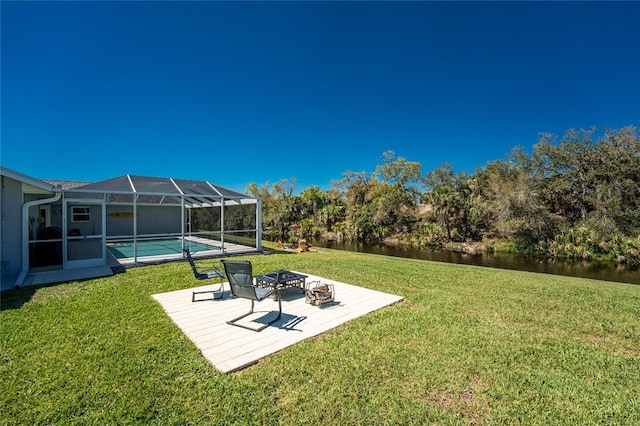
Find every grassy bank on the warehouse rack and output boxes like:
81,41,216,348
1,246,639,425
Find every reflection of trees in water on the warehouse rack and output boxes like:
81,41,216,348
316,239,640,285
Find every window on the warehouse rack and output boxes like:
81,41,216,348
71,206,91,222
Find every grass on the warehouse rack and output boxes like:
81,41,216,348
1,244,639,425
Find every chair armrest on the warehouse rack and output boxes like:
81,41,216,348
211,266,225,278
197,265,224,277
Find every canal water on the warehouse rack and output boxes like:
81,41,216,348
314,240,640,285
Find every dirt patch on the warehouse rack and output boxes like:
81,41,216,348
421,375,489,424
398,299,422,310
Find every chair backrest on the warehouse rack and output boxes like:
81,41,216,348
221,260,258,301
183,248,203,279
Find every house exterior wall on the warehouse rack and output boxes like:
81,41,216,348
106,205,182,236
66,204,102,237
1,176,25,290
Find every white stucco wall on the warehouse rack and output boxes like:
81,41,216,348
1,176,25,290
106,205,182,237
66,204,102,237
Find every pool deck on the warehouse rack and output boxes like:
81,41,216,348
152,272,404,373
113,237,254,266
19,237,259,287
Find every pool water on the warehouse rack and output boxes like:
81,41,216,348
107,238,220,259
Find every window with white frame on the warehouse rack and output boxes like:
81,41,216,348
71,206,91,222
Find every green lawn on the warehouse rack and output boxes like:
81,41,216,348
1,245,639,425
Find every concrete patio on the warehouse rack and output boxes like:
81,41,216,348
152,272,404,373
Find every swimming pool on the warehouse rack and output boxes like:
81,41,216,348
107,238,220,259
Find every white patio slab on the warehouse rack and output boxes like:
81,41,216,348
22,265,114,287
152,273,404,373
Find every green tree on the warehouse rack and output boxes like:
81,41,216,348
332,152,424,242
375,150,423,190
300,185,325,225
317,203,343,231
247,127,639,263
471,154,559,246
373,152,423,235
423,163,463,241
534,126,640,236
333,170,376,241
246,178,303,241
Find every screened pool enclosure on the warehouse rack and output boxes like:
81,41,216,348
31,174,262,269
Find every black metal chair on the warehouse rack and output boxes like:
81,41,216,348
221,259,282,332
183,248,225,301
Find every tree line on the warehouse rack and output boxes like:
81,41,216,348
246,126,639,265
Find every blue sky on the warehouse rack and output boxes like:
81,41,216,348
2,1,639,193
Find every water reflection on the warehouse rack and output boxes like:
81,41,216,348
314,240,640,285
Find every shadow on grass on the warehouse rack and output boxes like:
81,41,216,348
1,285,40,311
261,247,295,255
0,278,96,311
0,249,294,312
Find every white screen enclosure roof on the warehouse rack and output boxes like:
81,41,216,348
67,174,258,208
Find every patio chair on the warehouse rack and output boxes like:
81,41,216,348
184,248,225,301
221,259,282,332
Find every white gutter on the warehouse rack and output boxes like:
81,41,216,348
15,192,62,287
